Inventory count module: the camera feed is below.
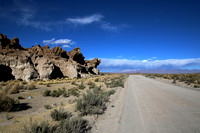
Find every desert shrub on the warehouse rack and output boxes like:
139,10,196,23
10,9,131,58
0,94,19,112
172,78,176,84
107,89,115,95
43,88,66,97
24,117,90,133
71,81,76,85
23,118,55,133
94,78,99,82
55,116,89,133
51,108,72,121
58,87,66,95
22,81,27,85
93,86,102,93
63,91,70,98
51,90,61,97
43,90,51,97
106,78,124,88
8,82,24,94
76,90,109,115
25,82,36,90
88,81,96,89
44,105,52,110
46,83,51,87
78,82,85,90
68,88,80,97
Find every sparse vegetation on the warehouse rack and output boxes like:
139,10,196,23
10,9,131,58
43,90,51,97
144,73,200,88
0,80,37,95
88,81,96,89
78,82,85,90
105,76,125,88
46,83,51,87
50,108,72,121
0,73,127,132
94,78,99,82
76,89,115,115
23,119,54,133
25,82,36,90
42,88,66,97
23,116,89,133
56,116,89,133
71,81,76,85
44,105,52,110
68,88,80,97
0,94,19,112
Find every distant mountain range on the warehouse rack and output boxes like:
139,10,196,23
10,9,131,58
117,69,200,74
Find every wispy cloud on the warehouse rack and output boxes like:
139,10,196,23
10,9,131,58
99,58,200,71
0,1,128,32
67,14,103,25
43,38,75,48
101,23,118,32
67,14,128,32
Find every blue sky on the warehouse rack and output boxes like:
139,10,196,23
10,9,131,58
0,0,200,72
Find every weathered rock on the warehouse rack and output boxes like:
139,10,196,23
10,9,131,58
85,58,101,74
0,52,39,81
68,47,85,65
0,33,101,81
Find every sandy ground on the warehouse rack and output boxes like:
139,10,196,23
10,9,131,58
0,74,124,133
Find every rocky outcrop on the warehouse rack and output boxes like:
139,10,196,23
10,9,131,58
0,33,101,81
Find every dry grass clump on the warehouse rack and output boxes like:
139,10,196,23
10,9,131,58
0,93,19,112
87,81,96,89
25,82,36,90
71,80,77,85
0,80,37,95
23,116,89,133
78,82,85,90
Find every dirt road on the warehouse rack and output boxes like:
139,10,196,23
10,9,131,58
92,75,200,133
118,75,200,133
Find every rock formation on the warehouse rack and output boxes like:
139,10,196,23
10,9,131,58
0,33,101,81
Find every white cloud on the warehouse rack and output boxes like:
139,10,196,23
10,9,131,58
99,58,200,71
101,23,118,32
67,14,103,25
43,38,55,45
142,60,148,62
54,39,75,45
42,38,75,48
62,45,71,48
